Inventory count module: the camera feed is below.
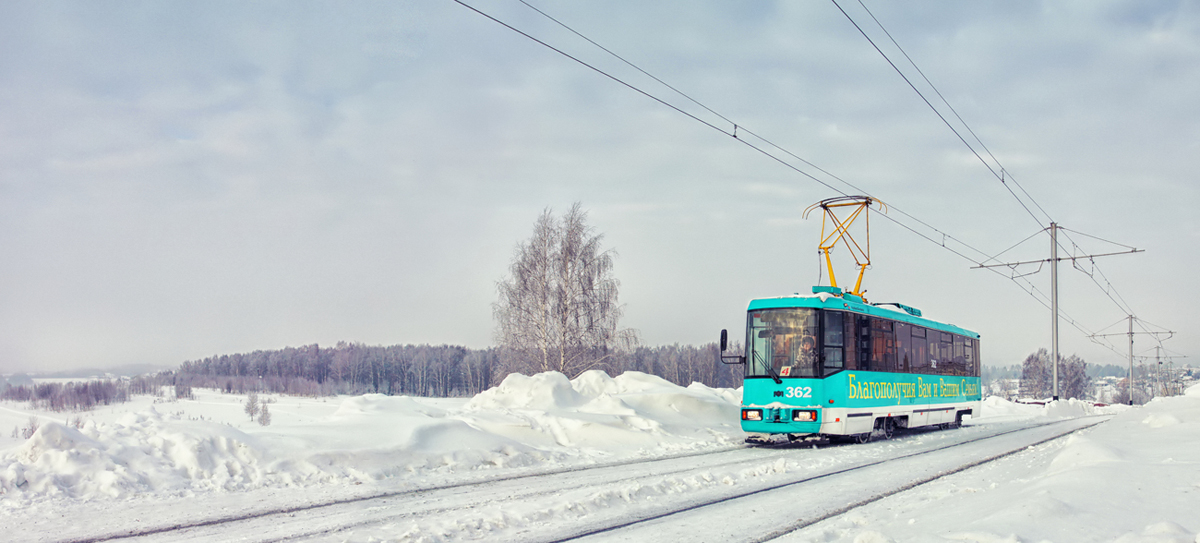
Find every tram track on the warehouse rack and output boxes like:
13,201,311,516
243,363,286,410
151,446,805,543
552,416,1110,542
48,417,1106,543
52,443,769,543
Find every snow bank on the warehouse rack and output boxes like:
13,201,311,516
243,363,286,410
977,395,1126,423
0,407,330,501
805,386,1200,542
1,371,743,503
463,370,743,452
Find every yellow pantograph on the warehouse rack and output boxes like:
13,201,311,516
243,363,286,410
802,196,887,298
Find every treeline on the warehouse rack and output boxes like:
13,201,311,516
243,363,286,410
1087,364,1131,378
1,380,130,411
0,342,744,412
1,375,198,413
176,341,744,397
981,365,1020,382
618,343,742,390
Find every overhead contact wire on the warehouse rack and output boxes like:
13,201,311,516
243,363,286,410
852,0,1055,226
838,0,1154,338
455,0,1134,359
828,0,1045,229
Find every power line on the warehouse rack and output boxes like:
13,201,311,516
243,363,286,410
496,0,1012,268
449,0,735,140
849,0,1056,228
832,0,1163,351
452,0,1143,360
828,0,1047,229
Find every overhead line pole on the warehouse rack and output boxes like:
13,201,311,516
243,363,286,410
1091,316,1174,405
974,223,1143,401
1050,223,1060,400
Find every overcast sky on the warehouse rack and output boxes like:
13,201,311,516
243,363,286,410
2,0,1196,374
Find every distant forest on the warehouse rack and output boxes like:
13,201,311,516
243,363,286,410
1087,363,1134,378
2,342,745,412
172,341,745,397
983,362,1132,382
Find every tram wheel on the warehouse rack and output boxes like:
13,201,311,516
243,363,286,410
853,432,871,444
880,417,895,440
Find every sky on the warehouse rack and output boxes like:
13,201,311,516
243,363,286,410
1,0,1197,374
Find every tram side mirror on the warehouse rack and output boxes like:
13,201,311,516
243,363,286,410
718,329,745,365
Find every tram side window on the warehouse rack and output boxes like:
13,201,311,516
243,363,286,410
896,322,912,372
910,326,929,374
857,317,872,370
951,336,966,376
844,313,858,371
973,340,981,377
823,311,845,372
930,332,953,375
963,338,976,377
870,318,897,372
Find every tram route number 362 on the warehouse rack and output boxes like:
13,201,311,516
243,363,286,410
774,386,813,398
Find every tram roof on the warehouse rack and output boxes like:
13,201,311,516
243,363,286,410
746,287,980,339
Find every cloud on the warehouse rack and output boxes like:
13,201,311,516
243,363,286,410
0,1,1196,371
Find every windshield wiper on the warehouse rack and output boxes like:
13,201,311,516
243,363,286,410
753,351,782,384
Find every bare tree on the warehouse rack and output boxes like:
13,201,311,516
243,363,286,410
1020,348,1092,400
494,203,637,378
1020,349,1051,399
258,400,272,426
245,390,260,421
1060,354,1093,400
21,416,40,439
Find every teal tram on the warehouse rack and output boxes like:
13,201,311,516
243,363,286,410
720,285,982,444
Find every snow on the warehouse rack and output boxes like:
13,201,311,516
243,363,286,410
1,375,1197,542
0,371,743,503
786,384,1200,543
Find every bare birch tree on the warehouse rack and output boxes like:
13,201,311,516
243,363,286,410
1020,348,1092,400
244,390,260,421
494,203,637,378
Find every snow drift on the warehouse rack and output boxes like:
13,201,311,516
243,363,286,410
0,371,743,502
2,407,331,500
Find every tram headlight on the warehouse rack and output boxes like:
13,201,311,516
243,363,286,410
792,410,817,422
741,409,763,421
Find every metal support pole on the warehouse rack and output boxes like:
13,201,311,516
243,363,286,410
1128,315,1134,406
1050,223,1059,401
1155,346,1162,397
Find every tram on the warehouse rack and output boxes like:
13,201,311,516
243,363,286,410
719,196,982,443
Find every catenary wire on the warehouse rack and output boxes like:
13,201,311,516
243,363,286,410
503,0,1023,271
515,0,1024,273
835,0,1157,344
980,227,1047,267
828,0,1046,229
849,0,1057,228
1059,227,1140,251
453,0,1135,360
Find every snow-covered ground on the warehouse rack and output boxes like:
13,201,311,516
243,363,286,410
1,371,743,503
1,372,1196,542
786,389,1200,543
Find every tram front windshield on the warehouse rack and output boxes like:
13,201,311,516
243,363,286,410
746,308,820,379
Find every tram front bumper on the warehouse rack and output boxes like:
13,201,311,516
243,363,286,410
741,407,821,434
